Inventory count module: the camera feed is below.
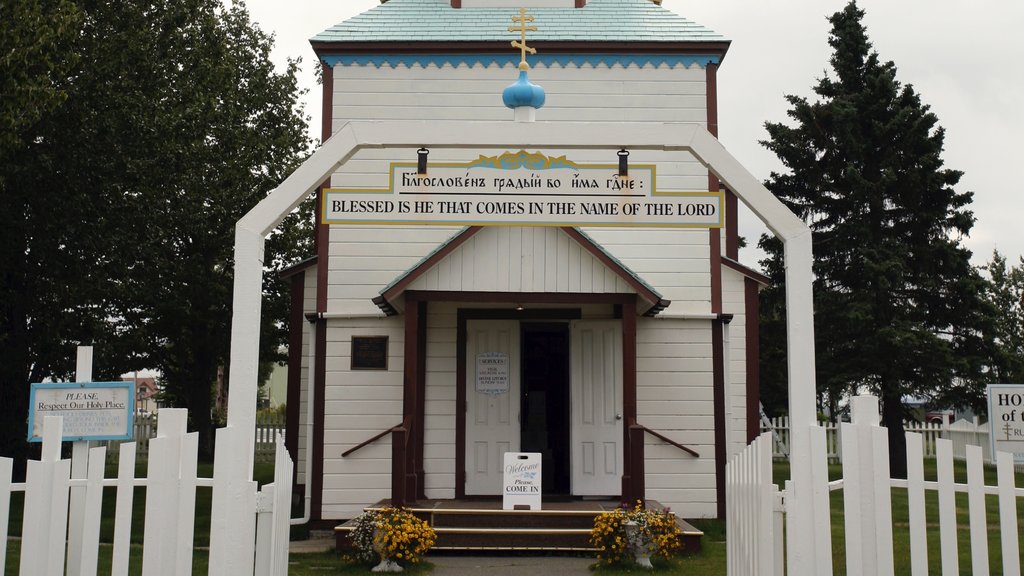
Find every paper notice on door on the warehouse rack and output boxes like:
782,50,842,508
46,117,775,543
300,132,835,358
475,352,509,395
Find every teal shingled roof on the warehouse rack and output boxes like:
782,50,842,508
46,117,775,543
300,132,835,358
312,0,726,44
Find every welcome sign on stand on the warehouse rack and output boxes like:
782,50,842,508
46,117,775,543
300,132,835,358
503,452,542,510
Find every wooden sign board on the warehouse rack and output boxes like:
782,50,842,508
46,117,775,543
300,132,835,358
988,384,1024,459
28,381,134,442
323,151,723,229
351,336,389,370
503,452,542,510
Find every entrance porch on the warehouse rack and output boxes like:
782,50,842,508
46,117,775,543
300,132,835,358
334,499,705,553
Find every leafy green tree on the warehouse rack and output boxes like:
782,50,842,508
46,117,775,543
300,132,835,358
0,0,81,161
757,1,991,477
981,251,1024,384
1,0,86,473
1,0,312,464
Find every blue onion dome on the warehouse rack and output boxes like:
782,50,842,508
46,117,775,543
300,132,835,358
502,70,546,110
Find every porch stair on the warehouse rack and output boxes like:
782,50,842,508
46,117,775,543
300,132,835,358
334,499,704,553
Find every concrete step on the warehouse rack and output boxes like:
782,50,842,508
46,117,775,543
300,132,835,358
334,499,703,553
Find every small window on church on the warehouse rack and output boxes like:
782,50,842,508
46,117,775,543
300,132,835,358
351,336,389,370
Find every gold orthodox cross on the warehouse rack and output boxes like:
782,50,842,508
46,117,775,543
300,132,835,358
509,8,538,71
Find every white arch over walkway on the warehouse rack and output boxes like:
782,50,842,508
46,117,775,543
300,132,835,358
226,120,826,574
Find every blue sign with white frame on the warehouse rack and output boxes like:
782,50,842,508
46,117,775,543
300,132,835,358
28,381,135,442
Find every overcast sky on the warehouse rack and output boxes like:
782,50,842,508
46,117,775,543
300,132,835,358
245,0,1024,270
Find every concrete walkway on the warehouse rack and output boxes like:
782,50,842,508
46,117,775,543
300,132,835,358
425,555,594,575
289,539,595,574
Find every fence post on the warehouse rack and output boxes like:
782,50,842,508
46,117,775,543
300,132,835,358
0,457,12,576
68,345,93,576
20,415,72,576
254,434,294,576
208,425,258,576
996,450,1021,576
111,441,137,576
841,395,894,576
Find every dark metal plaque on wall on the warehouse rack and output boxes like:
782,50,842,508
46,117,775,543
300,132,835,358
351,336,388,370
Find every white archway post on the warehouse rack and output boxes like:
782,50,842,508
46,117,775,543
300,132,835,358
225,120,826,575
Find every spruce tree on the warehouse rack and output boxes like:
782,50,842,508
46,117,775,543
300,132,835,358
758,1,990,477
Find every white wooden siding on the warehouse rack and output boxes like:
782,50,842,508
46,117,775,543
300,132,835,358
331,63,707,127
423,304,458,499
636,316,718,518
319,317,405,519
405,226,635,294
325,61,714,316
296,267,317,487
722,267,750,459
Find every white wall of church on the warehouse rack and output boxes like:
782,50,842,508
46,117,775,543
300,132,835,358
636,317,717,517
309,59,751,519
296,266,317,487
722,267,751,458
320,316,405,519
405,226,635,295
325,61,715,317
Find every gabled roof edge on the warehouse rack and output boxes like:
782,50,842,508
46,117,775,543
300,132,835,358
722,256,770,287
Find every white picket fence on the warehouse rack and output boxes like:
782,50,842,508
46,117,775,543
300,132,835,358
762,415,992,464
0,409,293,576
729,395,1023,576
102,413,285,463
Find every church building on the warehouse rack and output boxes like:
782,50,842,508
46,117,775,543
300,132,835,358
281,0,766,526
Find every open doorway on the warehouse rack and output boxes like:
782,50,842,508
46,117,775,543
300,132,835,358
520,322,571,495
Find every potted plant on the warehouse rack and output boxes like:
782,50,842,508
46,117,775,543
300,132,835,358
590,501,682,569
350,507,437,572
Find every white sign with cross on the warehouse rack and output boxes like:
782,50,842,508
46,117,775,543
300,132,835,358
988,384,1024,458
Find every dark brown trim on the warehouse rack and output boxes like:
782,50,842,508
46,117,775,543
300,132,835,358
321,60,334,143
401,295,423,504
706,62,719,139
311,317,327,521
314,60,334,276
312,41,730,58
637,425,699,458
711,319,726,520
710,229,722,314
722,257,770,287
342,423,403,458
379,228,483,305
407,290,635,306
415,299,428,500
706,62,723,316
725,190,739,260
621,296,640,504
745,278,761,444
286,272,305,486
454,306,587,499
450,0,460,7
455,313,467,498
